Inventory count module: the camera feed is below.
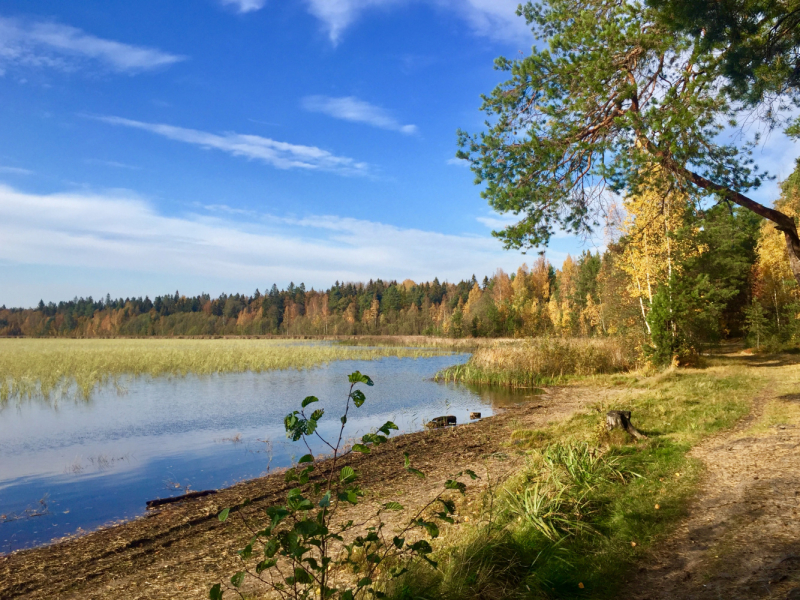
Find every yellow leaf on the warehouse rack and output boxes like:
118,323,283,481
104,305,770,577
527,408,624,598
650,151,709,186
578,582,585,589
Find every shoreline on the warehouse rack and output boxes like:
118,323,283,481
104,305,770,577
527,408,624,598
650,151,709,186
0,384,611,600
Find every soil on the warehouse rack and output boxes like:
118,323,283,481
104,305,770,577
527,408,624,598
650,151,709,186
626,365,800,599
0,385,619,600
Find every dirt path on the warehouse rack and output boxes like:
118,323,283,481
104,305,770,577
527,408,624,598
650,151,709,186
628,363,800,600
0,385,621,600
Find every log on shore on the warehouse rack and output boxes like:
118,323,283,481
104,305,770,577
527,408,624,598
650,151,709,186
146,490,218,510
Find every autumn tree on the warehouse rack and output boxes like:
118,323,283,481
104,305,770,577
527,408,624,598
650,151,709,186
458,0,800,284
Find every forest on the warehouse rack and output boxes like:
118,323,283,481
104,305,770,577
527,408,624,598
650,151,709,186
2,161,799,362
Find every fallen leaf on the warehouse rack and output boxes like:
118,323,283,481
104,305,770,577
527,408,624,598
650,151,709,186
631,541,637,547
655,504,660,510
578,582,584,589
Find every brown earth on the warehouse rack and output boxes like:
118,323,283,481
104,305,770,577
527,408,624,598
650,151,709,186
626,357,800,600
0,385,620,600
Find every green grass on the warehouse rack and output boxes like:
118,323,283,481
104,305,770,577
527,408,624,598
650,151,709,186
435,338,641,389
387,365,765,599
0,338,453,404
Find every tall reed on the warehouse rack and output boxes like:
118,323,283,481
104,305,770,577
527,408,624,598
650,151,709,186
0,338,452,404
435,337,640,388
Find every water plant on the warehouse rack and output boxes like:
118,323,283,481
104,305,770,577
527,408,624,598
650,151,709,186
0,339,452,404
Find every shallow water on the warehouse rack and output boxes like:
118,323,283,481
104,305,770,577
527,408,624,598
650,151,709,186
0,354,531,553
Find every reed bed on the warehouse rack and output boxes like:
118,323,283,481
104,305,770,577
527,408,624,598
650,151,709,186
0,338,452,404
435,337,640,388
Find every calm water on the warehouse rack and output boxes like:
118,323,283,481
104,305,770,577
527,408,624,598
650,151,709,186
0,354,529,553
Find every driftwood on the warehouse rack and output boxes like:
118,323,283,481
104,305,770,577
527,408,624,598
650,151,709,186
469,412,482,420
425,415,457,429
606,410,647,440
146,490,217,510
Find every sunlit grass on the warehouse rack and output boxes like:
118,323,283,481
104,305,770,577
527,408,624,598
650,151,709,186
0,338,454,404
388,362,767,600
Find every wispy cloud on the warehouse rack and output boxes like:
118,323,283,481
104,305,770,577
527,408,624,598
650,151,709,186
94,115,370,175
0,183,537,305
84,159,141,170
0,16,185,76
0,165,34,175
304,0,529,45
302,96,417,134
446,157,469,167
218,0,267,13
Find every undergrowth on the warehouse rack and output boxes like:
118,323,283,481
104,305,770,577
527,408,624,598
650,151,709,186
388,366,764,599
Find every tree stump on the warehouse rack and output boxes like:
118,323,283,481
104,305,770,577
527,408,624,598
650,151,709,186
606,410,647,440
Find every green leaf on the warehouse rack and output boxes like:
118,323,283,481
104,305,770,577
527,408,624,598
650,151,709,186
357,577,373,588
411,540,433,554
352,444,370,454
462,469,479,480
238,544,253,560
445,480,467,494
217,508,230,522
342,591,355,600
301,396,319,408
319,491,331,508
390,567,409,579
310,408,324,421
341,415,347,425
209,583,223,600
256,559,277,574
351,390,366,407
230,571,245,588
340,465,356,482
438,498,456,514
293,567,314,584
348,371,373,386
393,536,405,549
382,501,403,511
298,454,314,464
421,521,439,538
378,421,399,435
264,539,280,558
406,466,425,479
287,487,303,499
404,452,411,468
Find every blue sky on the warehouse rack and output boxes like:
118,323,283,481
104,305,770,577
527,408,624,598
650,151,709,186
1,0,797,308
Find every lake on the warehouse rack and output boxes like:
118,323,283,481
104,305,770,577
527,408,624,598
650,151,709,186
0,353,526,553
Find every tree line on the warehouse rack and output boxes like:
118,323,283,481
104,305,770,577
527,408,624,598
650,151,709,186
2,163,799,352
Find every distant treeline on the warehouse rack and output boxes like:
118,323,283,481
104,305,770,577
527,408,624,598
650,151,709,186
2,193,799,345
1,252,625,338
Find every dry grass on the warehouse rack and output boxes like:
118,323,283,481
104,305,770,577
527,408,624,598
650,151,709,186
0,338,452,404
436,337,641,388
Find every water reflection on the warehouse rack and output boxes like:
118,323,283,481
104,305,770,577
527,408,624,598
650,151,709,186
0,354,528,553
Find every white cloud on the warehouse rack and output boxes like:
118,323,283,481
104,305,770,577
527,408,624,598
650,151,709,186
302,96,417,134
219,0,267,13
446,157,469,167
84,159,140,170
0,17,185,76
304,0,529,45
0,184,535,301
0,165,33,175
94,115,370,175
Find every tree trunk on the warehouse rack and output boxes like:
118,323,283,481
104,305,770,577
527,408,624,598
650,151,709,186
641,137,800,286
606,410,647,439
